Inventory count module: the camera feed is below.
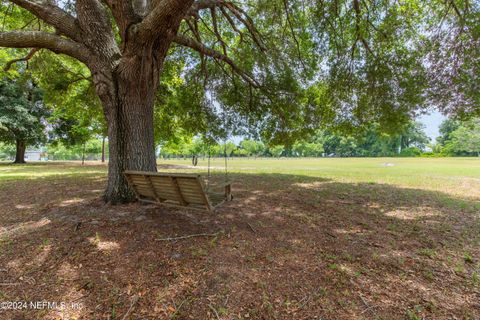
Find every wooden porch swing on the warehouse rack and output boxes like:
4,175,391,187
124,170,232,212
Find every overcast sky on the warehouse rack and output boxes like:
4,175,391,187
417,110,447,141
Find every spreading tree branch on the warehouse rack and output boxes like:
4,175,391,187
187,0,267,53
137,0,194,41
101,0,138,42
352,0,374,56
219,6,244,43
185,18,208,85
174,34,259,87
210,7,227,55
0,31,90,63
222,2,266,52
8,0,81,42
4,47,39,71
75,0,120,60
283,0,307,70
182,0,267,87
188,0,225,16
448,0,464,21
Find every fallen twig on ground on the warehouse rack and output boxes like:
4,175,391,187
359,294,376,315
121,295,139,320
208,304,221,320
247,222,257,233
156,232,220,241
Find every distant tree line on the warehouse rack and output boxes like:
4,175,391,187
158,118,480,158
432,118,480,156
158,121,431,158
1,116,479,161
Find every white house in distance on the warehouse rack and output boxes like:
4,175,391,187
24,149,42,161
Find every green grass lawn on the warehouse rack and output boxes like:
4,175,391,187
0,161,106,182
1,157,479,199
164,157,480,199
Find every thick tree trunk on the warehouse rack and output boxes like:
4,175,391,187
87,7,186,204
13,140,26,164
100,66,158,204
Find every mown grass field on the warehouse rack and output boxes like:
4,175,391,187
165,156,480,197
2,157,479,195
0,158,479,319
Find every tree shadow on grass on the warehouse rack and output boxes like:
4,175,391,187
0,162,107,187
0,172,479,319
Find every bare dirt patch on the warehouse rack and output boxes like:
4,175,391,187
0,168,479,319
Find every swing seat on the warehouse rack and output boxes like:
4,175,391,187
124,171,233,212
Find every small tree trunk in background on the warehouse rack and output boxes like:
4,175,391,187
13,140,26,164
101,136,106,163
82,142,86,165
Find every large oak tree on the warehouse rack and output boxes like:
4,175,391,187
0,0,476,202
0,0,261,202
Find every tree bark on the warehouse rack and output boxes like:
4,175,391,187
99,63,158,204
14,139,26,164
